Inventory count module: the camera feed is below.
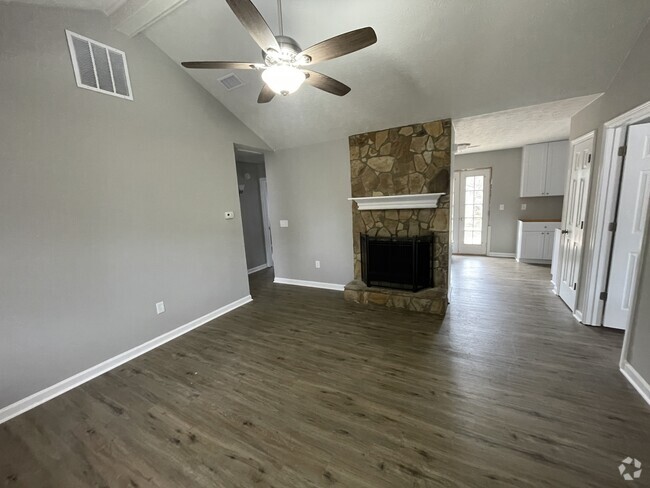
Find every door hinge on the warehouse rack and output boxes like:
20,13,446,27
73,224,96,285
588,153,592,163
608,222,617,232
573,283,577,291
618,145,627,157
600,291,608,301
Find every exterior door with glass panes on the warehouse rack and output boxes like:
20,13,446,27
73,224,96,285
458,168,491,255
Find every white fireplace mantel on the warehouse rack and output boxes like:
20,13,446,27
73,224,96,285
348,193,445,211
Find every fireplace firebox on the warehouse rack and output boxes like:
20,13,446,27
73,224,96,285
360,234,433,292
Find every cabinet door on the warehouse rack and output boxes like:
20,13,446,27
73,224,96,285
542,232,554,261
521,144,548,197
545,140,570,196
520,231,545,259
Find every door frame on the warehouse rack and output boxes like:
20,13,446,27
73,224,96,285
455,167,492,255
578,101,650,326
259,177,273,268
451,171,460,254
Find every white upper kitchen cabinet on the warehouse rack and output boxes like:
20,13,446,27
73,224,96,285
520,140,569,197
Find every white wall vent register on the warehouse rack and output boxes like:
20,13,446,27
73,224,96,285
218,73,244,90
66,30,133,100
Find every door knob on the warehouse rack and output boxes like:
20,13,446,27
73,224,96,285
561,230,569,234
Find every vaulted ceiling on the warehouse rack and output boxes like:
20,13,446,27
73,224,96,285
143,0,650,149
0,0,125,15
5,0,650,151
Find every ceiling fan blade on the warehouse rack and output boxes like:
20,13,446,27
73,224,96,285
303,70,351,96
299,27,377,64
181,61,263,70
258,84,275,103
225,0,280,53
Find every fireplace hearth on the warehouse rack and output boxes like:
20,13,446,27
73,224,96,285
361,234,433,292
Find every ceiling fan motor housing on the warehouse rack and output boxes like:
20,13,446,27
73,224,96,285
263,36,311,66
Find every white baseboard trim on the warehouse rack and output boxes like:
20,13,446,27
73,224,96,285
621,360,650,407
273,277,345,291
573,310,583,323
247,264,269,275
487,252,516,258
0,295,253,425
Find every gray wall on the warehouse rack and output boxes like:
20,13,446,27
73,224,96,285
0,3,267,409
569,19,650,384
454,148,564,254
236,161,267,270
265,139,354,286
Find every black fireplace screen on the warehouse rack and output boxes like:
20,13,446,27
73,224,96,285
360,234,433,292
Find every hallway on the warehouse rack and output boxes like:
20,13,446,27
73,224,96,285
1,257,649,487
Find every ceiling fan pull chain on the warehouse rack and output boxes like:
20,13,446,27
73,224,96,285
277,0,284,36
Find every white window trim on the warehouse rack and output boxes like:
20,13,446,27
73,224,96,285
65,30,134,101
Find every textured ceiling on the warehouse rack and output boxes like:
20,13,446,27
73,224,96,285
145,0,650,150
453,94,601,154
0,0,125,14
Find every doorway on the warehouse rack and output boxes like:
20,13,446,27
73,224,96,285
603,122,650,330
453,168,491,255
574,102,650,328
235,146,273,275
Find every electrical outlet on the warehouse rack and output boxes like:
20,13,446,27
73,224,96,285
224,211,235,220
280,220,289,228
521,203,527,210
156,301,165,314
315,260,321,269
499,204,505,210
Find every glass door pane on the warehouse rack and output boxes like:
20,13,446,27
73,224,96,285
462,175,484,245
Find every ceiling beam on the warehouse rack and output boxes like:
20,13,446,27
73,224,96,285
110,0,187,37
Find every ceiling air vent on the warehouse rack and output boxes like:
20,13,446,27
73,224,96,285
66,30,133,101
218,73,244,90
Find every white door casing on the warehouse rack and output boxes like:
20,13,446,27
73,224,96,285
603,123,650,330
451,171,460,254
259,177,273,268
559,135,594,311
458,168,491,255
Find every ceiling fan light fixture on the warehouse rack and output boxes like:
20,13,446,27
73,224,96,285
261,65,306,96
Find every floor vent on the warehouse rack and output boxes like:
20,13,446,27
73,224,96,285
66,30,133,101
218,73,244,90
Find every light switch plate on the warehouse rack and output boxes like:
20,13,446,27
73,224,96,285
315,260,321,269
224,211,235,220
499,204,505,210
280,220,289,228
156,301,165,314
521,204,527,210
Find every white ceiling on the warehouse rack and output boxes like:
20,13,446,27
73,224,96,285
0,0,125,15
453,94,601,154
144,0,650,150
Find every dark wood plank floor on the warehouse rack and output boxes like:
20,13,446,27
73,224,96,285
1,256,649,487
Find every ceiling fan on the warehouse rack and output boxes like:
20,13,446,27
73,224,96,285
181,0,377,103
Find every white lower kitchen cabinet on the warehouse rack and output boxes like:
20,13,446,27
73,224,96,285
516,220,561,263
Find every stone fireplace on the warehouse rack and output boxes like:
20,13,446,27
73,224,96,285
343,119,451,315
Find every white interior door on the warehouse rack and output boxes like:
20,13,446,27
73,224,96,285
603,123,650,329
559,135,594,311
259,178,273,267
458,168,491,255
